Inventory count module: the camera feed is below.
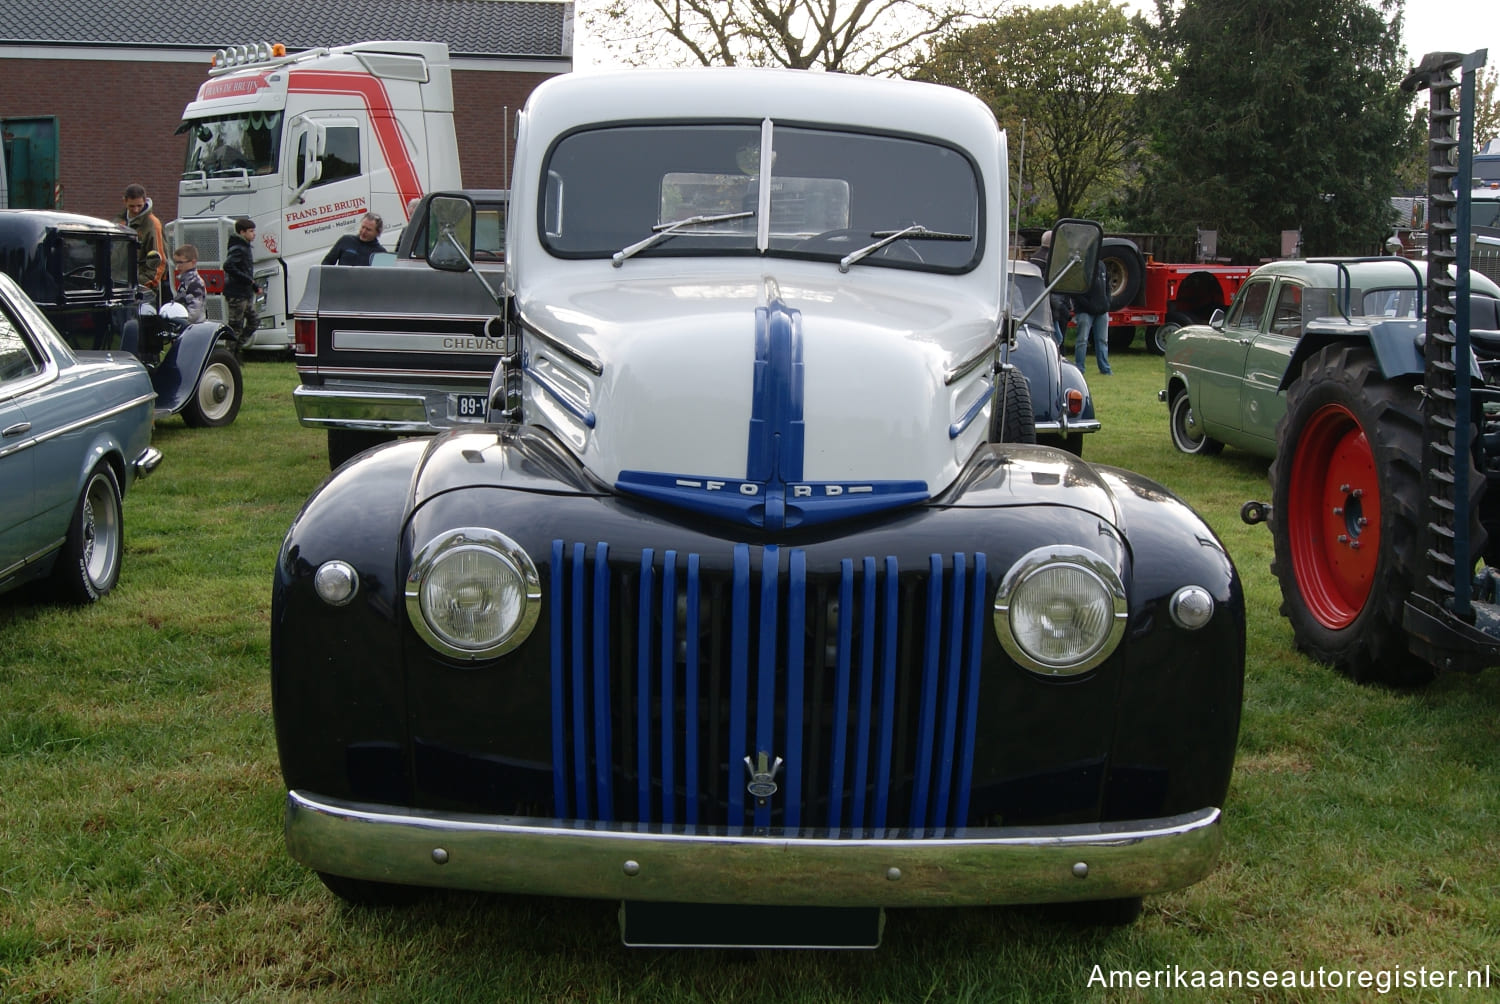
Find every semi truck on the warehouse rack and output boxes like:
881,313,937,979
165,41,463,352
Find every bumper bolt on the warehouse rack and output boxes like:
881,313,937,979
1072,861,1089,878
431,848,449,865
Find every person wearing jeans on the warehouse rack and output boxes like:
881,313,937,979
1072,260,1112,375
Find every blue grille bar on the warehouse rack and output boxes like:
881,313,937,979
636,549,655,822
728,544,751,823
549,541,986,834
754,546,781,829
659,552,677,825
784,550,807,829
684,554,701,825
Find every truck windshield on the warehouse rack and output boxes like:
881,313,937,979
541,122,981,272
180,112,283,179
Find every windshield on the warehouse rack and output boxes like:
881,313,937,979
1473,195,1500,231
1008,271,1052,329
540,122,981,272
181,112,283,178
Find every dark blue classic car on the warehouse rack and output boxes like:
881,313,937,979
0,210,243,427
0,270,160,601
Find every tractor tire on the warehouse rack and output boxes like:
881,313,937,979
1268,343,1464,686
1168,388,1223,456
990,368,1036,444
1100,239,1145,311
1149,311,1195,356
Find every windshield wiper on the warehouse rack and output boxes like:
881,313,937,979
838,224,972,272
612,210,755,267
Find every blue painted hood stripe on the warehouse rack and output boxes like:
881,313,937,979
614,296,929,527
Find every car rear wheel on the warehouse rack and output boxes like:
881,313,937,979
51,462,123,603
182,346,243,427
1168,389,1223,456
1269,343,1457,686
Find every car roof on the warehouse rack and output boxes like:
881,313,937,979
1247,256,1500,298
0,209,134,245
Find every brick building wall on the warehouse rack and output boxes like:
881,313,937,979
0,52,560,225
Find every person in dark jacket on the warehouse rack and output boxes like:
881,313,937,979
322,213,387,266
1072,259,1112,375
223,217,260,353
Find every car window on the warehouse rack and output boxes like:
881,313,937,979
1270,282,1304,336
0,302,42,385
60,236,103,294
1227,278,1272,331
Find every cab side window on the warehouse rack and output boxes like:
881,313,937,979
1270,283,1304,337
1227,279,1271,331
316,127,361,187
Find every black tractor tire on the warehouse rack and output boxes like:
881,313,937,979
181,346,243,428
1099,239,1145,311
51,462,124,603
1168,388,1223,456
1149,311,1196,356
327,429,397,470
1268,343,1478,686
990,368,1036,444
1107,327,1136,353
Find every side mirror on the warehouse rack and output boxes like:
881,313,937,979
369,252,397,268
290,122,327,204
1047,219,1104,294
427,194,477,273
1209,309,1226,330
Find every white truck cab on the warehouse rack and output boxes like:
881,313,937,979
167,41,462,351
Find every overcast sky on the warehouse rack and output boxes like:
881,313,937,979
574,0,1498,80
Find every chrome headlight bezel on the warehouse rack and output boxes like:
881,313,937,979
404,527,541,661
993,545,1128,677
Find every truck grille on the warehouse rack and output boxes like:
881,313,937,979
174,221,227,265
547,541,988,835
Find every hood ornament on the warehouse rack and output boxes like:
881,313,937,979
743,750,784,803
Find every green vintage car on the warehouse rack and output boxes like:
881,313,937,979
1161,257,1500,457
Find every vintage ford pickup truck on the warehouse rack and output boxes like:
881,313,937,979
271,68,1244,947
290,190,508,468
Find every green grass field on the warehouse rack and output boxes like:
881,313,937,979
3,353,1498,1002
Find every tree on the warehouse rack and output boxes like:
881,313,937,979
579,0,985,75
1127,0,1413,261
913,1,1148,223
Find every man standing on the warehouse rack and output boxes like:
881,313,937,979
224,218,261,354
117,184,168,305
1072,259,1113,376
321,213,387,266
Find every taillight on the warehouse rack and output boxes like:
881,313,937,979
1065,388,1084,417
293,316,317,355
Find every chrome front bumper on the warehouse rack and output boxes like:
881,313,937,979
133,447,164,480
292,383,489,435
286,791,1222,907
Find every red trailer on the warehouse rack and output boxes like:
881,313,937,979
1097,238,1254,354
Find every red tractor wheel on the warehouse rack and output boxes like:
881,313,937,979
1269,343,1437,686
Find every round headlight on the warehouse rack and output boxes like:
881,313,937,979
994,545,1127,677
405,529,540,660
